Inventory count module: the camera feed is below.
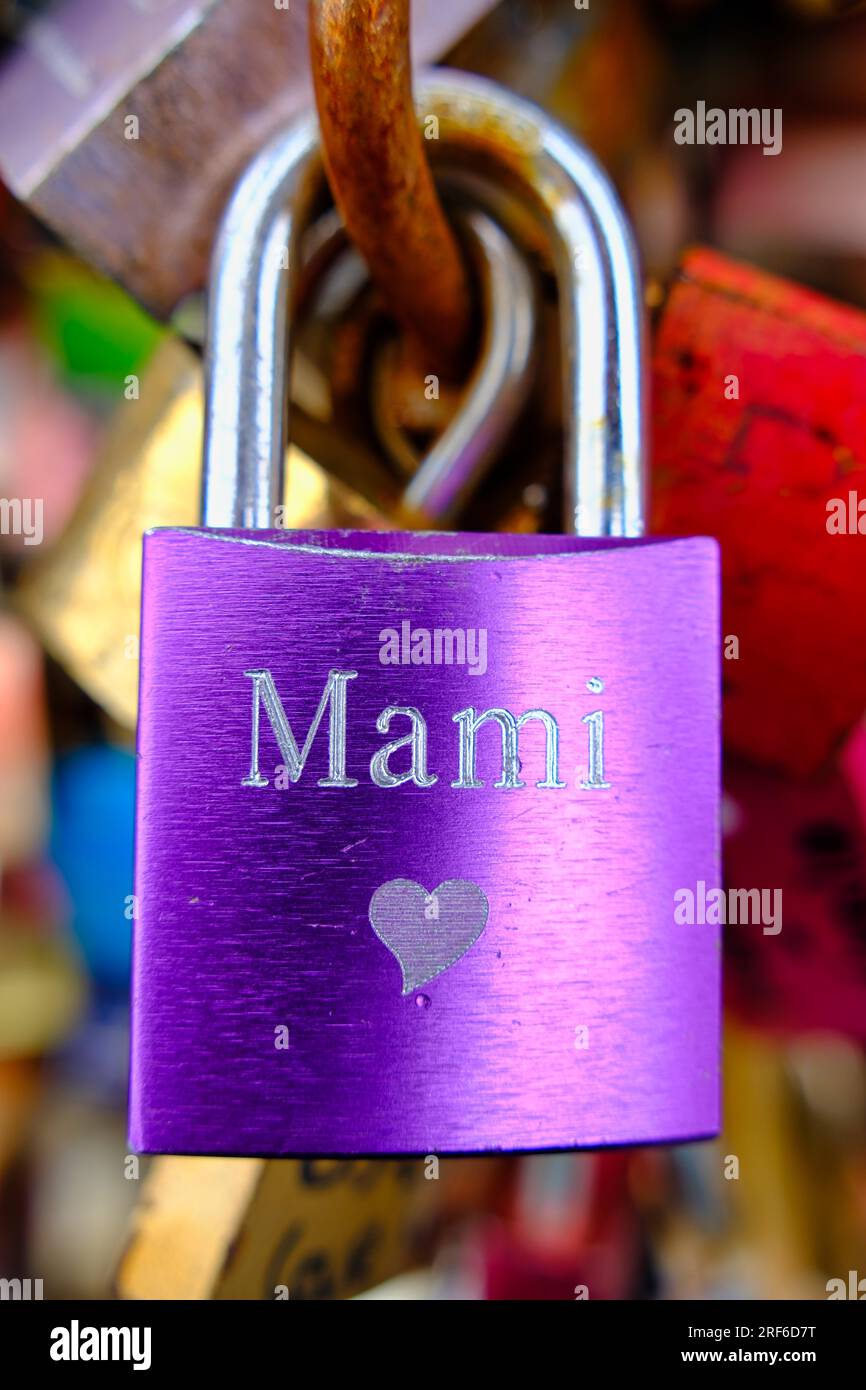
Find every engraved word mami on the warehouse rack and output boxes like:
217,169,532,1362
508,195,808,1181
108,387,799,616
242,669,610,790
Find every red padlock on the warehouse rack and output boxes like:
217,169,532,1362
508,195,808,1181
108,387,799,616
652,248,866,777
482,1153,640,1301
723,723,866,1042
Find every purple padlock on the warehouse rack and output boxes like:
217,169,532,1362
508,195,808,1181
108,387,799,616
130,72,721,1157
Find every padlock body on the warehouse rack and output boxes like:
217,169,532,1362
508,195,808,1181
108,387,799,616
131,528,720,1155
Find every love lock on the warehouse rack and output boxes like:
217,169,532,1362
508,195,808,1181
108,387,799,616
130,71,721,1157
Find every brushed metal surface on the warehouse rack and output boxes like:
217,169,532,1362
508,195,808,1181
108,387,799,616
131,528,720,1155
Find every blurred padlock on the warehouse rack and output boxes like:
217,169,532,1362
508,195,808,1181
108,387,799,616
482,1152,641,1300
652,247,866,777
0,916,85,1060
0,0,496,317
721,1023,827,1300
293,208,539,526
116,1156,444,1301
723,722,866,1043
16,336,390,729
0,613,48,863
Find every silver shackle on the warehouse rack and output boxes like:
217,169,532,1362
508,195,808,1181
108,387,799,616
201,68,645,539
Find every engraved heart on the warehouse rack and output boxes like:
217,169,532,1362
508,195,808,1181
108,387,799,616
368,879,489,996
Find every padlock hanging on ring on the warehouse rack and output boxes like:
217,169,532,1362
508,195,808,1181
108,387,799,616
133,72,719,1159
201,69,644,539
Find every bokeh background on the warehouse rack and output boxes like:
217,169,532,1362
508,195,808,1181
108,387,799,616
1,0,865,1300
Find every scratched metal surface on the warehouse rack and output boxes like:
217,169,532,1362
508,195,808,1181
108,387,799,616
131,529,720,1156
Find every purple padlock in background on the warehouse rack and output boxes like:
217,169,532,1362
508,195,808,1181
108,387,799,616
129,73,721,1156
